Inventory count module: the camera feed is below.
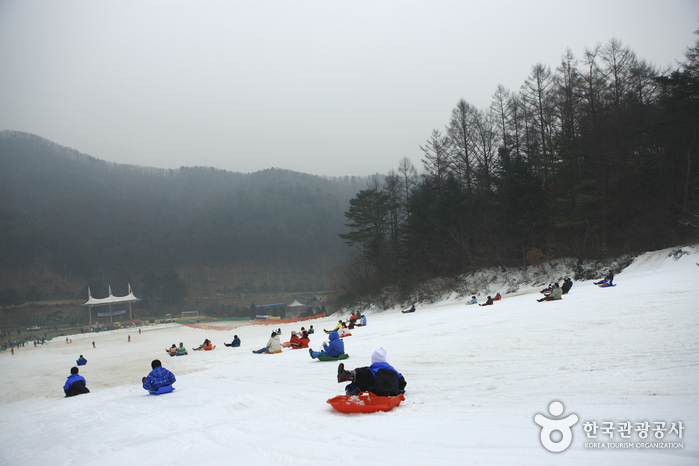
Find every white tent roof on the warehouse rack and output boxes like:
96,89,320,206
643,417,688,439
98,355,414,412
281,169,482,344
83,284,140,307
288,300,305,307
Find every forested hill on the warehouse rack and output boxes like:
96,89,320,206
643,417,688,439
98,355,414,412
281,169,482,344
0,131,368,299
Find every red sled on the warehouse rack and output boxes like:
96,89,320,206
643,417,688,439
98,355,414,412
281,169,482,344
326,392,405,413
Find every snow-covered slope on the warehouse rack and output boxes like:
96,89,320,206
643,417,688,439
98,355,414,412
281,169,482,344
1,246,698,465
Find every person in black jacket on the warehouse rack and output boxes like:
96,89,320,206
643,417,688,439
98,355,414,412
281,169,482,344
337,348,406,396
561,278,573,294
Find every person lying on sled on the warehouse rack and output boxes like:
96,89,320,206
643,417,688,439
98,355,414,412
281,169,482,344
309,330,344,359
337,347,406,396
594,270,614,286
142,359,176,392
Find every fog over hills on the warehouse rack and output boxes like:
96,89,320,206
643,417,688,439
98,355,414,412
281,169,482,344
0,131,371,301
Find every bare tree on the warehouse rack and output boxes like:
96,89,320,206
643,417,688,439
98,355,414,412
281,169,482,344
420,129,452,189
446,99,476,193
490,85,511,150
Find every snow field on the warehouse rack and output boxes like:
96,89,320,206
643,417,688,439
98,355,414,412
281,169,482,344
1,246,698,465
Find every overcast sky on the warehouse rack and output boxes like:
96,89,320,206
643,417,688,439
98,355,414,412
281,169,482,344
1,1,697,177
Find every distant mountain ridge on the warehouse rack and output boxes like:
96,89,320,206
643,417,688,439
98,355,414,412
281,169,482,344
0,131,370,299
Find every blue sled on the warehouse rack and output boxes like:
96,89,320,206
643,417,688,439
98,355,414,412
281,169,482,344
148,386,175,395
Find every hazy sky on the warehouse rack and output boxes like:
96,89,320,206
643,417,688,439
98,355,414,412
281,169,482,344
1,1,697,177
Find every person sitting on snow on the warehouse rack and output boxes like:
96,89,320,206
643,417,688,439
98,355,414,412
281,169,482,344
194,339,211,351
337,347,406,396
348,313,358,329
466,296,478,305
253,331,281,354
176,342,188,355
561,278,573,294
142,359,176,392
325,321,345,334
76,355,87,366
64,366,90,397
166,344,177,356
224,335,241,347
308,325,315,334
480,296,494,306
494,292,502,301
594,270,614,286
540,283,554,295
309,330,344,359
289,331,302,348
538,283,562,302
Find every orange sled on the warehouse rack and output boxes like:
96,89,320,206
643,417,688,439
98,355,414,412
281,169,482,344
326,392,405,413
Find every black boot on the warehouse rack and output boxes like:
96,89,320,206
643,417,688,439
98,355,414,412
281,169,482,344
337,363,354,383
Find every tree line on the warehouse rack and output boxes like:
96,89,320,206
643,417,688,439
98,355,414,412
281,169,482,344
333,35,699,305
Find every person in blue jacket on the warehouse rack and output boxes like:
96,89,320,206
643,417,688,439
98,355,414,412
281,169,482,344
225,335,241,347
76,355,87,366
309,330,344,359
142,359,176,392
337,347,406,396
594,270,615,286
64,366,90,397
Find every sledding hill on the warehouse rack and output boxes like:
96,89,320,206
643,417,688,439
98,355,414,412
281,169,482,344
1,246,698,465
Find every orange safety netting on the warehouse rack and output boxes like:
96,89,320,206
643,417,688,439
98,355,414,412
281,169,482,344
182,312,326,331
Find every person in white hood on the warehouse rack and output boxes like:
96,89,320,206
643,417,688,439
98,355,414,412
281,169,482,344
337,347,406,396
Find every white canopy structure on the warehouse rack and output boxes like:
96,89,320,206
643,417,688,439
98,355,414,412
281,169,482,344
82,284,140,325
288,300,305,308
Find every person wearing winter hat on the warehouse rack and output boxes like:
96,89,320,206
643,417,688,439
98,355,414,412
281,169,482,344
337,347,406,396
64,366,90,397
253,331,281,354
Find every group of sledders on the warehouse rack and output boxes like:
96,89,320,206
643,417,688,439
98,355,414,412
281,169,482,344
537,277,574,302
62,313,407,405
465,293,502,307
166,342,189,356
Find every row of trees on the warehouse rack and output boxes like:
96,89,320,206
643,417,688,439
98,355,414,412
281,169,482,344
334,35,699,304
